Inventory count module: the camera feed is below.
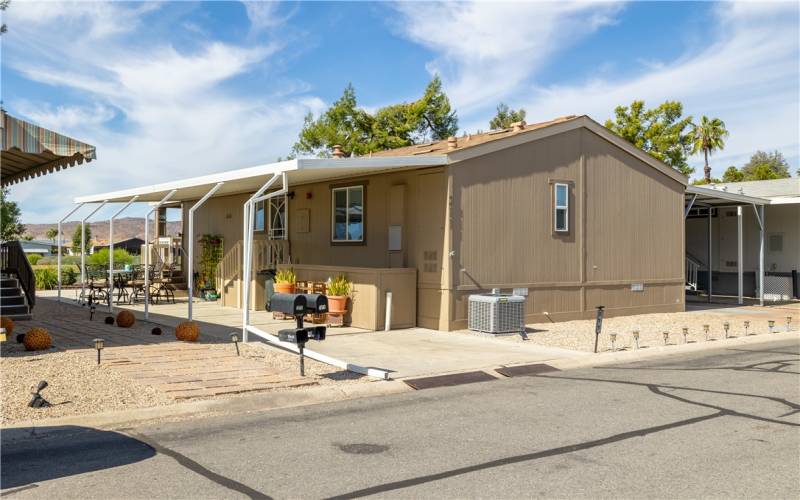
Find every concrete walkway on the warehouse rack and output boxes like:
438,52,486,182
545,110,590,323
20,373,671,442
39,290,585,379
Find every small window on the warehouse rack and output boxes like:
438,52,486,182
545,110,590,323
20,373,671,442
554,183,568,232
332,185,364,242
254,201,265,231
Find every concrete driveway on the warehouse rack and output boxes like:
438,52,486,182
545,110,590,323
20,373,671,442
310,328,587,379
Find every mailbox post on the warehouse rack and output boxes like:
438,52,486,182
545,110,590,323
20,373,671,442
272,293,328,376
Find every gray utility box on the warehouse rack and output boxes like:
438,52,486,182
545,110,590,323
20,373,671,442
468,293,525,334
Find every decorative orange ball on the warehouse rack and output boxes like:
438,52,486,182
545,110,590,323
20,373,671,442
1,316,13,336
23,327,52,351
175,321,200,342
116,310,136,328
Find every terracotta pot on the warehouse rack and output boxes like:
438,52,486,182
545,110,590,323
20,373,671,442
327,295,348,314
274,282,295,294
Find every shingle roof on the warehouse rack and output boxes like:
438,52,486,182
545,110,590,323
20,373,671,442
366,115,580,157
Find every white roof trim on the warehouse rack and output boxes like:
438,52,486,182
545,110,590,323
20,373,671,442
686,185,769,205
766,196,800,205
75,156,447,204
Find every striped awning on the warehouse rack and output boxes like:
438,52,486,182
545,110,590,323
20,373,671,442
1,110,97,187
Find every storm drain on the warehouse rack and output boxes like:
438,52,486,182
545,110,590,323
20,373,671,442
403,371,497,390
495,363,560,378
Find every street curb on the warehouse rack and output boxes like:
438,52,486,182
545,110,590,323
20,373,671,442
1,380,411,430
542,331,800,372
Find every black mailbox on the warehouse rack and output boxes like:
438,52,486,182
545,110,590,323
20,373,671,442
279,328,309,344
271,293,307,316
303,294,328,313
306,325,326,341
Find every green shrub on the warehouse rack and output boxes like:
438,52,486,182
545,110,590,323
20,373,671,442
87,248,134,267
62,267,78,286
27,254,43,265
34,267,59,290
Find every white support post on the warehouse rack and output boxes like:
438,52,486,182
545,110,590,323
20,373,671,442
758,205,765,307
188,183,224,320
144,190,177,320
242,173,282,342
58,203,85,302
737,205,743,305
80,201,108,304
108,196,139,312
707,207,712,303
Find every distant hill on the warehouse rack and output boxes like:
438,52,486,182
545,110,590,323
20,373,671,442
24,217,182,245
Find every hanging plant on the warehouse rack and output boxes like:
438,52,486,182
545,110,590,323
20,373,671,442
199,234,224,290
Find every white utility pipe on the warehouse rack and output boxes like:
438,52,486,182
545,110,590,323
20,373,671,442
80,201,108,304
108,196,139,312
384,291,392,331
188,183,224,320
58,203,85,302
144,190,177,320
242,174,281,341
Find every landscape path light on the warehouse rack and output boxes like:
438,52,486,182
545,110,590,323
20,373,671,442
230,332,240,356
723,322,730,339
703,324,710,341
744,321,750,336
632,331,640,350
787,316,793,332
682,327,689,344
768,320,775,334
94,338,105,365
28,381,51,408
662,331,669,345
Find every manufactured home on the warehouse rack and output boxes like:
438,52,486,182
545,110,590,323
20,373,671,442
75,115,701,331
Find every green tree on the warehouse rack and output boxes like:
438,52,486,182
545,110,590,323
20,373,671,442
689,115,729,183
46,227,59,246
0,187,25,240
71,223,92,255
605,100,694,176
87,248,134,267
1,0,10,35
489,103,526,130
292,76,458,158
721,166,744,183
740,150,790,180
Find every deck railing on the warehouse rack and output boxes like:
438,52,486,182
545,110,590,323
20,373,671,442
1,240,36,310
215,239,290,307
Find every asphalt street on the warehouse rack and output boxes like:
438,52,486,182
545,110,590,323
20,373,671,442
3,338,799,499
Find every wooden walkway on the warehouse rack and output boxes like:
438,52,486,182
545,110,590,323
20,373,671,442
12,299,314,400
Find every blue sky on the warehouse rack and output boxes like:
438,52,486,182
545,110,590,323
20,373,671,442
2,1,799,224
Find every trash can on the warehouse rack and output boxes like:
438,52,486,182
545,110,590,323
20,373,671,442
257,269,277,311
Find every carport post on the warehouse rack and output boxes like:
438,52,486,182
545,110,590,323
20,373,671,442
144,190,177,320
58,203,85,302
758,205,765,306
188,182,224,320
80,201,108,304
108,196,139,312
737,206,743,305
242,174,281,341
707,207,712,303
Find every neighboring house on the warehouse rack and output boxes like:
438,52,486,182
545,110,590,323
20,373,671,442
20,240,54,256
686,178,800,300
77,115,690,330
94,237,144,255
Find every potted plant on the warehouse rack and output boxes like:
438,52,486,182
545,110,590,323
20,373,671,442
274,267,296,294
326,274,352,325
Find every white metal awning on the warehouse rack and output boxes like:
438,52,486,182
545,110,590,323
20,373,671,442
685,185,769,206
74,156,448,204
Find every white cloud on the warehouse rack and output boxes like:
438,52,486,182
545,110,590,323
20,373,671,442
243,1,296,31
391,1,624,113
4,1,321,223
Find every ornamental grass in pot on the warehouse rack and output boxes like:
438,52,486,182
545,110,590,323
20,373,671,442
326,275,352,323
274,267,296,294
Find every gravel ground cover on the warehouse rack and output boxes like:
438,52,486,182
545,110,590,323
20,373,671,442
465,304,799,352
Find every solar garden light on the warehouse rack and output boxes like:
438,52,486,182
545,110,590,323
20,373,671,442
703,324,710,341
610,333,617,351
723,322,730,339
787,316,793,332
88,295,96,320
662,331,669,345
28,381,51,408
768,320,775,334
744,320,750,336
93,338,105,365
230,332,240,356
632,331,640,349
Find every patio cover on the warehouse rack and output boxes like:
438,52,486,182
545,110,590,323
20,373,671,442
1,110,97,187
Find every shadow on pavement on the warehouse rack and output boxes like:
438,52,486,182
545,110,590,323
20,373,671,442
1,425,155,489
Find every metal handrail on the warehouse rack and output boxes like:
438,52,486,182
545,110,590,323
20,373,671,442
1,241,36,310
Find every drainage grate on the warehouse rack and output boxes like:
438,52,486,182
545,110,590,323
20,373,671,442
495,363,560,378
403,371,497,390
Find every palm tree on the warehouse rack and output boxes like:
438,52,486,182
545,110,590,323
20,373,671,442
690,116,729,182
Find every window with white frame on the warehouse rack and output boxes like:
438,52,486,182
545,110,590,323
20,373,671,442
254,200,265,231
554,183,569,232
332,185,364,242
268,196,286,240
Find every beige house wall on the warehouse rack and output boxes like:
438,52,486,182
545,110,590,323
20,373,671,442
447,128,685,330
